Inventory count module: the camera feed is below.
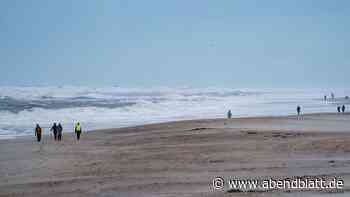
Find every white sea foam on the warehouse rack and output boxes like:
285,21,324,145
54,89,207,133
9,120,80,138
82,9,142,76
0,86,349,139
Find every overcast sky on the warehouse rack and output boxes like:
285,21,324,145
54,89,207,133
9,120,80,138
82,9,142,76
1,0,349,88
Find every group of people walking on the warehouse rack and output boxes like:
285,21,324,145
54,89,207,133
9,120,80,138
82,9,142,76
324,93,336,101
337,105,347,113
324,93,349,102
50,123,63,141
34,122,82,142
295,105,347,116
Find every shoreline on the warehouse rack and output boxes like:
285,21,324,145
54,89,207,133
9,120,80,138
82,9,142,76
2,111,349,141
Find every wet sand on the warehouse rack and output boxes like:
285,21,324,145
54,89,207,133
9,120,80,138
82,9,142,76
1,113,350,197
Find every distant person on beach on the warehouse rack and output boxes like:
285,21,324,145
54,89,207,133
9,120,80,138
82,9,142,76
35,124,42,142
342,105,346,113
50,123,58,140
338,106,341,113
297,106,301,116
75,122,82,141
324,95,327,101
331,93,335,100
57,123,63,141
227,110,232,119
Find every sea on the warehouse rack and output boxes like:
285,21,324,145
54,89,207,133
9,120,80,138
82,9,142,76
0,86,349,139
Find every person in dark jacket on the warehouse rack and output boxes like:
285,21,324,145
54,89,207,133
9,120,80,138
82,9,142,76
57,123,63,141
337,106,341,113
342,105,346,113
297,106,301,116
50,123,58,141
227,110,232,119
35,124,42,142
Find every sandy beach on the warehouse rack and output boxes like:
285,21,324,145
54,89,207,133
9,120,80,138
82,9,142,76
1,113,350,197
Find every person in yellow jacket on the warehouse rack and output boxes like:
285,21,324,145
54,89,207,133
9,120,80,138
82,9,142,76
35,124,42,142
75,122,82,140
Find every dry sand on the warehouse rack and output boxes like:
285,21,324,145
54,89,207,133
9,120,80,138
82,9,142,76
1,113,350,197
